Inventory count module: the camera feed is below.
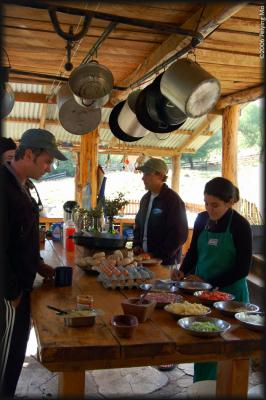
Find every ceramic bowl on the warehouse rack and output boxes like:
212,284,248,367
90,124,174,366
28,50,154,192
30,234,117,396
121,297,156,322
111,314,138,338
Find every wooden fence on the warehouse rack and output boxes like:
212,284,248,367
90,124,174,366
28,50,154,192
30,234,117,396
121,198,263,225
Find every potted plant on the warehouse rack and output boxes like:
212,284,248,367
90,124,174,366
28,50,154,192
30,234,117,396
104,192,129,234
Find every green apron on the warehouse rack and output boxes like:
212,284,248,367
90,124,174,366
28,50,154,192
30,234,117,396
193,210,249,383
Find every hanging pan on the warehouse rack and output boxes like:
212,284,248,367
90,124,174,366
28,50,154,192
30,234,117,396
146,74,187,127
69,61,114,109
160,58,221,118
0,83,15,119
57,84,101,135
135,82,186,134
109,99,144,143
117,90,149,139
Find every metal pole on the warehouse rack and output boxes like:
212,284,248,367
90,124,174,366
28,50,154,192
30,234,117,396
82,21,117,64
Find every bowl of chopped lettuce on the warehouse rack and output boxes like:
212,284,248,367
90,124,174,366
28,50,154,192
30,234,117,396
177,316,231,337
234,311,264,332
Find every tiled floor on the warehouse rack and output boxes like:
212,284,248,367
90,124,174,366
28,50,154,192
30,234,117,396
15,328,263,399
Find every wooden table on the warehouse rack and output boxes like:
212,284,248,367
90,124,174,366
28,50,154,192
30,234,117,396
33,240,263,398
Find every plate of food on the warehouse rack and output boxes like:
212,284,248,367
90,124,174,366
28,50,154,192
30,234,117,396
178,316,231,337
234,311,264,331
213,301,259,317
164,301,211,319
193,290,235,305
140,258,163,266
144,292,184,308
175,280,212,293
139,281,178,293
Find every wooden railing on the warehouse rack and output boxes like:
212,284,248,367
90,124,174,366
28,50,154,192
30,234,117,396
120,198,263,225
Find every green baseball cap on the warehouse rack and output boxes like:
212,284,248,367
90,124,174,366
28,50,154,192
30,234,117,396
20,129,67,161
138,158,168,175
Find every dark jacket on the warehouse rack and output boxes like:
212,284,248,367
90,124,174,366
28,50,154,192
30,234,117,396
1,163,41,300
133,183,188,265
180,209,252,287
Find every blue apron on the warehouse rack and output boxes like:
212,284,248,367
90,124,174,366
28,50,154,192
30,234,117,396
193,210,249,382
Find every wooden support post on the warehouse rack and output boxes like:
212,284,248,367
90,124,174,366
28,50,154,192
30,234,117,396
74,151,82,206
216,358,249,397
79,129,99,208
171,154,181,193
222,105,240,186
58,371,85,398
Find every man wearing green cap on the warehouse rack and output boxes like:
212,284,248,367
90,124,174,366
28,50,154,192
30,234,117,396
133,157,188,266
133,157,188,371
0,129,67,397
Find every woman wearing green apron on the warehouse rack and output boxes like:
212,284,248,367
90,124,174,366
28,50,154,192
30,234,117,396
171,177,252,383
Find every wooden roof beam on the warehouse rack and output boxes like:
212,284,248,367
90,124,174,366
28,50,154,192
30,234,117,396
215,84,264,110
177,114,219,153
98,146,195,157
110,2,247,105
14,92,56,104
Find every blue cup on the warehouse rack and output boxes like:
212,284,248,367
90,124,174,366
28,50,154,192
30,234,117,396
55,266,72,287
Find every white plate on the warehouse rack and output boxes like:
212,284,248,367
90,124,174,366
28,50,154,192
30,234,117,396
235,311,264,331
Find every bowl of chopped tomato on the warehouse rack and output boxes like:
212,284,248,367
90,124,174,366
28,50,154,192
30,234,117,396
193,290,235,305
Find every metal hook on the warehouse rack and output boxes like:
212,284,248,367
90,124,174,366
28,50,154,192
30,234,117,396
48,8,92,42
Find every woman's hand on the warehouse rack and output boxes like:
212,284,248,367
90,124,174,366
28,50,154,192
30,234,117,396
184,274,203,282
170,269,184,281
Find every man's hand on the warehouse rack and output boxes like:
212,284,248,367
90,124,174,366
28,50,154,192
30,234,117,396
10,292,23,309
37,262,55,282
132,246,143,255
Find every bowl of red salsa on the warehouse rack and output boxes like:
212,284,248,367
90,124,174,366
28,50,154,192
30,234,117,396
193,290,235,305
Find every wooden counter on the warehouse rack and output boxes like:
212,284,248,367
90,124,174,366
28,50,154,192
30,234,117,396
33,240,263,398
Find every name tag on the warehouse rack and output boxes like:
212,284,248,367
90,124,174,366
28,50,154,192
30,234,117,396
208,238,218,246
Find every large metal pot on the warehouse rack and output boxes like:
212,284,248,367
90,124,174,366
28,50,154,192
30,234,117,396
73,231,127,249
0,83,15,119
69,61,114,109
160,59,221,118
109,100,144,142
117,90,149,138
135,84,186,134
145,74,187,127
57,84,101,135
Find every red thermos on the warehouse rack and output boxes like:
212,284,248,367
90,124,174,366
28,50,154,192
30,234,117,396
65,221,76,252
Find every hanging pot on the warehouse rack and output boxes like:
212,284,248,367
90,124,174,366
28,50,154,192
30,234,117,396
117,90,149,139
146,74,187,126
0,83,15,119
109,100,143,142
135,84,186,134
57,84,101,135
160,58,221,118
68,61,114,109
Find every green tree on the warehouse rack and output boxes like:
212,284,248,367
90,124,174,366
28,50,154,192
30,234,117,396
239,102,263,148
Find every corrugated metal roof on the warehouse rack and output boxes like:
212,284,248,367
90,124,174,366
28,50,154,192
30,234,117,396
10,83,47,94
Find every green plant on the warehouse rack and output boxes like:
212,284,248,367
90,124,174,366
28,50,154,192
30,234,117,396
104,192,129,217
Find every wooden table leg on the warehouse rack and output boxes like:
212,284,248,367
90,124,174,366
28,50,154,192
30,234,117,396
58,371,85,397
216,358,249,397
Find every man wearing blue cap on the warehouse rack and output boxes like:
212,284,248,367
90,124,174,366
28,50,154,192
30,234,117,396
0,129,67,397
